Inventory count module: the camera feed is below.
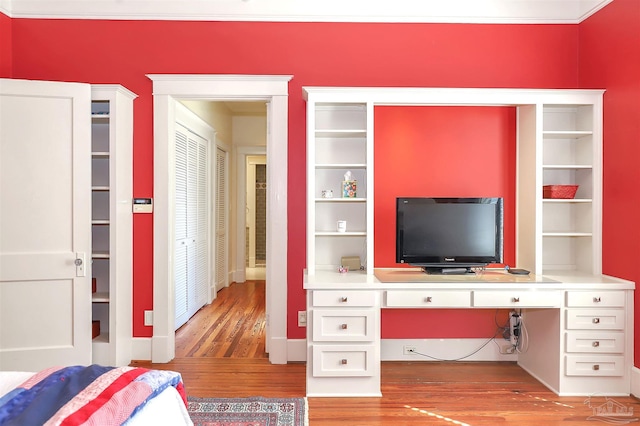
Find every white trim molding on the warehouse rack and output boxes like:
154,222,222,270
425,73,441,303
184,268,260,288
148,74,292,364
4,0,613,24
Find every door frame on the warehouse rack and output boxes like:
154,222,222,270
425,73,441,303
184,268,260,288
148,74,291,364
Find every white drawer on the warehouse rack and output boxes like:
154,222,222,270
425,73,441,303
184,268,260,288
312,344,375,377
385,290,471,308
312,309,375,342
566,309,625,330
473,290,562,308
566,291,626,308
565,331,625,354
565,355,625,377
312,290,376,307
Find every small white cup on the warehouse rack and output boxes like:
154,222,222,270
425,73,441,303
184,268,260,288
321,189,333,198
337,220,347,232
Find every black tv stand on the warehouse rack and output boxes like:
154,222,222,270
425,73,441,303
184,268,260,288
423,267,475,275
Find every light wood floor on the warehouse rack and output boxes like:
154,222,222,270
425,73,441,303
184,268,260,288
132,281,640,425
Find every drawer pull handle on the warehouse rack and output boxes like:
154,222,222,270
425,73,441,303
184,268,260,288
512,297,520,303
593,364,600,371
340,323,348,330
425,296,433,303
340,297,348,303
593,318,600,324
341,359,348,365
592,341,600,347
593,297,601,303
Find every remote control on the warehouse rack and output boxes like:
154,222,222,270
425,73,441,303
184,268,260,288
506,267,530,275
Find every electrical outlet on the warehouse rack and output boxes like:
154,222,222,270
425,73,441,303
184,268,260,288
509,311,521,346
403,345,417,355
298,311,307,327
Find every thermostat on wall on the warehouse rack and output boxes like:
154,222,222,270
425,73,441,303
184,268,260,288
133,198,153,213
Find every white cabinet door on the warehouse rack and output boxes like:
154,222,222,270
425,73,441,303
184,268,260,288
0,78,92,371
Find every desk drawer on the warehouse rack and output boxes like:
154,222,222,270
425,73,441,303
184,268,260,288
312,344,375,377
565,355,625,377
473,290,562,308
565,331,625,354
385,290,471,308
312,309,375,342
566,291,625,308
312,290,376,307
566,309,624,330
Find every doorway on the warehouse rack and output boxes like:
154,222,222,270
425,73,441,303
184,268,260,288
148,74,291,364
246,155,267,280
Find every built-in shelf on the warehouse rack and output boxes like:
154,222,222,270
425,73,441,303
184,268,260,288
90,85,136,367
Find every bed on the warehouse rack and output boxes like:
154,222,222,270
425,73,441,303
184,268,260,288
0,365,193,425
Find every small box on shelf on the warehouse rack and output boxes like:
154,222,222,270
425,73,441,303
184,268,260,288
543,185,578,199
92,320,100,339
342,180,357,198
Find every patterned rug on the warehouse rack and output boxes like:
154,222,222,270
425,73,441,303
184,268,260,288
187,396,308,426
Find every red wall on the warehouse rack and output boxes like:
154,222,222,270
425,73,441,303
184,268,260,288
578,0,640,364
0,13,11,77
375,106,516,337
9,19,580,339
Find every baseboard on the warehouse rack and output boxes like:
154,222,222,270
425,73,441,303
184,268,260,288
128,338,514,363
381,338,518,362
632,366,640,397
131,337,152,361
286,339,306,362
284,338,517,363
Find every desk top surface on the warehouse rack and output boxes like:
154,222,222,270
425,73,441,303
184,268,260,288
303,268,635,290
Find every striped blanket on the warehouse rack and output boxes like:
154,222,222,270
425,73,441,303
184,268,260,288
0,364,187,425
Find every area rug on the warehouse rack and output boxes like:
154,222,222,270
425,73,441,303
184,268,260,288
187,396,308,426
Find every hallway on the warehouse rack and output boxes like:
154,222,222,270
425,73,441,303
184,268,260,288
175,280,267,358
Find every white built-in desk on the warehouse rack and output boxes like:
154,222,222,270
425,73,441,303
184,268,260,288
304,268,635,397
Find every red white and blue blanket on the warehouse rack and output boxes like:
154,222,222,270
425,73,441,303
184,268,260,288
0,364,187,425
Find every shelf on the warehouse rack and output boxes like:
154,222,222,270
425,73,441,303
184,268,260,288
315,129,366,138
92,251,110,259
92,186,110,191
542,165,592,169
542,131,592,138
92,292,110,303
91,113,110,119
543,199,592,203
315,197,366,203
92,151,110,158
92,332,110,343
92,219,110,225
316,163,367,169
542,232,593,237
316,231,367,236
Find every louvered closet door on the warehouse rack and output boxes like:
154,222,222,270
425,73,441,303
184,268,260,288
175,124,209,330
215,147,228,292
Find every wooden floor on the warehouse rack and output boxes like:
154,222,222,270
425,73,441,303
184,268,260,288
132,281,640,425
174,280,267,358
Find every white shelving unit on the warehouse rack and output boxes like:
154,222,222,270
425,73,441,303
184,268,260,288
91,85,136,366
305,99,374,274
539,104,601,275
303,87,633,398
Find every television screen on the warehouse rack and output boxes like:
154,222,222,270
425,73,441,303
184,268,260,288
396,197,503,274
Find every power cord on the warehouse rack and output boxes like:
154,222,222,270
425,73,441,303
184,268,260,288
405,309,526,360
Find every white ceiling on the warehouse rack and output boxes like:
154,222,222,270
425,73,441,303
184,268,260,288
0,0,614,23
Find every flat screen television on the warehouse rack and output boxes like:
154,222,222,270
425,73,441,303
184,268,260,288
396,197,504,274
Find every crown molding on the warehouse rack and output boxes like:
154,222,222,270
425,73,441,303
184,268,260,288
1,0,613,23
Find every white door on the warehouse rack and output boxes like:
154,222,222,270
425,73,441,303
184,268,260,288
0,78,92,371
175,123,209,330
214,147,228,293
